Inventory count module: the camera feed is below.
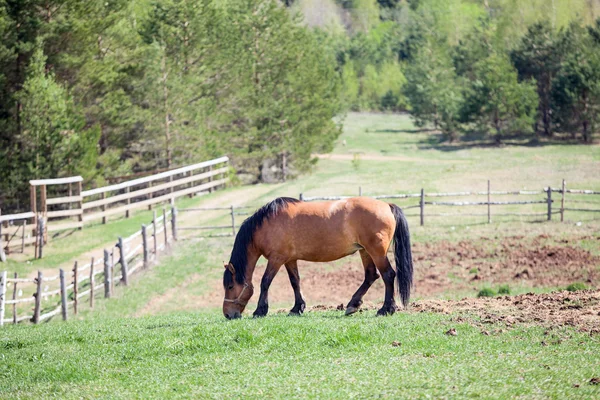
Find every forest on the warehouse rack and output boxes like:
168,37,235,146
1,0,599,211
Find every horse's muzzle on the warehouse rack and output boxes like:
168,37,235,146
225,311,241,320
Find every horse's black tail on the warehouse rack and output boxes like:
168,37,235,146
389,203,414,308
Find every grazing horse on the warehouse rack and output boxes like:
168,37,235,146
222,197,413,319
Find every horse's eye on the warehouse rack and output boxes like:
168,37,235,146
228,285,234,290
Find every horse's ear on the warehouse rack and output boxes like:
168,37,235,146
225,262,235,275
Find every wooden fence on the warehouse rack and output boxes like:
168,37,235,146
172,180,599,238
177,205,254,237
299,180,600,225
0,156,229,260
0,207,178,326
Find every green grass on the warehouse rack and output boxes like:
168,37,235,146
1,312,599,399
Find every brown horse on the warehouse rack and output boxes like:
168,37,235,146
222,197,413,319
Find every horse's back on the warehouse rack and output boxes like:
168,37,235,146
256,197,395,262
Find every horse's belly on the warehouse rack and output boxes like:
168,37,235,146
296,243,361,263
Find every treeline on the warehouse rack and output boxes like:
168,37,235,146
0,0,342,211
289,0,600,142
2,0,600,212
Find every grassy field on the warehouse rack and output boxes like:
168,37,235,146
2,311,600,399
2,112,599,398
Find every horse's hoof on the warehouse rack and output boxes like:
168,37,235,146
253,313,266,318
376,306,396,316
288,311,302,316
345,306,359,316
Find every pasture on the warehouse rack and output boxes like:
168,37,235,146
1,113,599,398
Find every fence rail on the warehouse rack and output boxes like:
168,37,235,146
1,156,229,261
299,180,599,226
0,207,178,326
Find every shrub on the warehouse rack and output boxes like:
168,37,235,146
477,288,496,298
566,282,587,292
498,284,511,295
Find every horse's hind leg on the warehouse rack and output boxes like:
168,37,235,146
285,260,306,316
253,260,283,318
345,250,380,315
371,255,397,316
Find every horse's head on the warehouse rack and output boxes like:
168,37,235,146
222,262,254,319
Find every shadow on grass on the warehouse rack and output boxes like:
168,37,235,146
372,128,436,134
417,131,587,152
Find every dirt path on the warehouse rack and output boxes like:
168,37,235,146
312,153,468,164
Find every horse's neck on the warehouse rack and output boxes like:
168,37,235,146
243,245,261,284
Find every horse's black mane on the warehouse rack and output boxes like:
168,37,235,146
224,197,300,286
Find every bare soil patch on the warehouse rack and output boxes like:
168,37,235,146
411,290,600,334
412,235,599,296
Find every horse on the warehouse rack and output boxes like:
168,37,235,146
222,197,413,319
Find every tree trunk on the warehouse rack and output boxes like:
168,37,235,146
542,75,552,137
162,50,172,168
281,152,287,182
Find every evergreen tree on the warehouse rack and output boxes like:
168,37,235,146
403,42,463,141
511,22,561,137
17,45,99,181
463,53,538,141
551,23,600,142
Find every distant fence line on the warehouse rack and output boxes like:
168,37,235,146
0,207,178,326
299,180,599,226
172,180,599,240
0,156,229,260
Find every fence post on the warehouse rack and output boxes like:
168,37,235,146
125,186,131,218
188,170,194,198
110,250,115,294
546,187,552,221
171,207,178,241
163,208,168,248
59,269,68,321
148,181,153,210
0,221,5,263
104,249,111,298
40,185,47,242
358,186,362,197
208,165,213,193
560,180,566,222
37,217,45,259
142,225,149,268
30,185,37,227
21,220,26,253
420,189,425,226
101,192,107,224
487,180,491,224
89,257,95,308
34,214,38,259
230,205,236,236
77,181,83,230
118,237,128,286
152,211,157,259
299,193,304,201
32,271,42,324
73,261,78,314
0,270,6,326
12,272,17,324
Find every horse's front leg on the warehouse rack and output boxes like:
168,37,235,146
285,260,306,316
253,260,283,318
